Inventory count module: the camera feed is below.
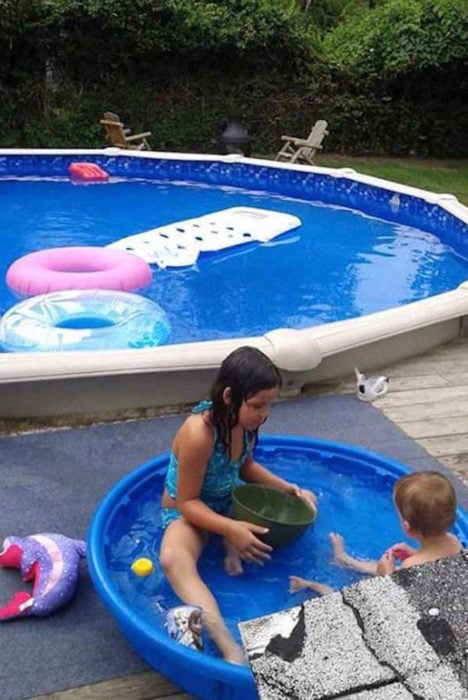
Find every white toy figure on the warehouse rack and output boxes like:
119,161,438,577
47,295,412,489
354,368,389,402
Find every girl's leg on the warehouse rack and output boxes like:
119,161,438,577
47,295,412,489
289,575,333,596
306,580,334,596
223,538,243,576
160,519,245,664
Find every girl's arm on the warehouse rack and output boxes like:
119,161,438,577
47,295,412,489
240,456,317,506
176,423,272,563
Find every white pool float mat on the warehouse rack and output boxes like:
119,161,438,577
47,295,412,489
107,207,301,268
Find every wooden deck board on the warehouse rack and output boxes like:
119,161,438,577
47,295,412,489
382,360,467,376
438,454,468,486
22,337,468,699
381,399,468,422
398,416,468,439
377,385,468,407
385,375,450,391
375,337,468,485
440,371,468,386
28,670,194,700
417,434,468,457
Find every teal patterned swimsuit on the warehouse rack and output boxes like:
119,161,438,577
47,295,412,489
162,400,253,529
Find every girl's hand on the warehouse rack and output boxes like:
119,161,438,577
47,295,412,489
376,549,396,576
286,483,317,508
226,521,272,564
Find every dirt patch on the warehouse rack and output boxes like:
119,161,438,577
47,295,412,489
0,403,192,436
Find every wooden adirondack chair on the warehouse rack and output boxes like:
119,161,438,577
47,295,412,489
100,112,152,150
275,120,328,165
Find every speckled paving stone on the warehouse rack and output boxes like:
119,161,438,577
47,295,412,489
341,686,414,699
405,666,468,700
342,576,462,684
240,551,468,700
240,591,395,699
392,552,468,690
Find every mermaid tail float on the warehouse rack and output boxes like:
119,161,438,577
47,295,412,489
0,533,86,620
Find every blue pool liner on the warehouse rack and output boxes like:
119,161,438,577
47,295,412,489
0,153,466,246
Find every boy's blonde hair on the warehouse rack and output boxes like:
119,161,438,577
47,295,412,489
393,471,456,537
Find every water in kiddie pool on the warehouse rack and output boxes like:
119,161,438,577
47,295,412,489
104,443,467,658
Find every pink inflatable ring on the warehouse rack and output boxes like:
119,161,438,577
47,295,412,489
6,247,152,296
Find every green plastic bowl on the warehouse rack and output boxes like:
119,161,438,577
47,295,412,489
232,484,317,547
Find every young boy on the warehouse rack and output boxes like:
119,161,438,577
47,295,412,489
289,470,463,596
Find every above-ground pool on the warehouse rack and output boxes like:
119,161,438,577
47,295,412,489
0,150,467,418
88,435,468,700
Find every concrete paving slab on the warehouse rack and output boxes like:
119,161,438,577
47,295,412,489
343,687,413,699
393,554,468,691
240,552,468,700
241,591,395,699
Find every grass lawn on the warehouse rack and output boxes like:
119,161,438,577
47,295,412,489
312,154,468,206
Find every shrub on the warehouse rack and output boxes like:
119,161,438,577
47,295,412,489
323,0,468,79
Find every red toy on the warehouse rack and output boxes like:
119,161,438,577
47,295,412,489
68,162,109,182
392,546,411,561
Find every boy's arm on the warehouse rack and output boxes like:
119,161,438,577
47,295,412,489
376,550,396,576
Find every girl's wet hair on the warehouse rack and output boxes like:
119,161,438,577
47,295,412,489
210,346,282,448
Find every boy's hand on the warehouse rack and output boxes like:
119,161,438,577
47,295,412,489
390,542,416,560
286,483,317,508
376,549,396,576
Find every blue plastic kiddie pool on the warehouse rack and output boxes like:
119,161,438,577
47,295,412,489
87,436,468,700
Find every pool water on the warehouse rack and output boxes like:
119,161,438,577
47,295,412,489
102,440,468,658
1,177,468,345
55,315,115,329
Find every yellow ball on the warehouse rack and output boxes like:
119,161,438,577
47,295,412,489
131,557,154,576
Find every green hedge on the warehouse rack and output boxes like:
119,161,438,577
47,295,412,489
323,0,468,79
0,0,466,156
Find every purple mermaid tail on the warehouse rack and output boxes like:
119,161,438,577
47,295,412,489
0,533,86,620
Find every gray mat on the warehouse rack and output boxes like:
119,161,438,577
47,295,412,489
0,394,466,700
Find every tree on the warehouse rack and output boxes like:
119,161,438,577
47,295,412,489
323,0,468,79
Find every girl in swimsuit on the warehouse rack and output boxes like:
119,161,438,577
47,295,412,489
159,346,316,664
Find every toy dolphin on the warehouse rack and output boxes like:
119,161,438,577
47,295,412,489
0,533,86,620
354,367,389,402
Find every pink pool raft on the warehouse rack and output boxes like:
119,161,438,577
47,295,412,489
6,247,152,297
68,162,109,182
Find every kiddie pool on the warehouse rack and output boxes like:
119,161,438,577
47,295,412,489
0,149,468,418
87,435,468,700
